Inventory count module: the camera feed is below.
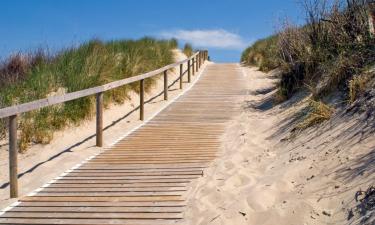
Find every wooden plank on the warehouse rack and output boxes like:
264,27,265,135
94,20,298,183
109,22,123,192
51,179,192,184
0,218,180,225
34,192,185,197
40,187,187,192
60,175,201,179
9,206,184,213
0,212,183,219
45,183,187,188
68,171,203,176
16,201,186,207
21,196,184,202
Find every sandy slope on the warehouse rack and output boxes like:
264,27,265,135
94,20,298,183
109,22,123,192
184,66,375,225
0,49,203,208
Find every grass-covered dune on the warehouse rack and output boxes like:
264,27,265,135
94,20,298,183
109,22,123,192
241,0,375,129
241,0,375,102
0,37,178,151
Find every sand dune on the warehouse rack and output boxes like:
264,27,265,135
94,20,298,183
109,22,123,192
184,66,375,225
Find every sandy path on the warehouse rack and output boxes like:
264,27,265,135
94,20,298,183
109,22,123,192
0,50,208,209
184,66,375,225
183,66,280,225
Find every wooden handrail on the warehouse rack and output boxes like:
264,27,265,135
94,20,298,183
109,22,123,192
1,50,209,198
0,52,202,119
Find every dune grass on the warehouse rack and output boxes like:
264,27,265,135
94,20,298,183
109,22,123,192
295,99,334,131
241,0,375,129
241,35,280,72
278,0,374,101
183,43,193,57
0,37,178,151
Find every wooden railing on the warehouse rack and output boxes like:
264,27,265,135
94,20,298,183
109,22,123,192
0,50,209,198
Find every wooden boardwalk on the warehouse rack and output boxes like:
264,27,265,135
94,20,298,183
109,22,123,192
0,64,246,224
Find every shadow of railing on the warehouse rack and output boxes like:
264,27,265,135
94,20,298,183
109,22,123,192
0,69,192,190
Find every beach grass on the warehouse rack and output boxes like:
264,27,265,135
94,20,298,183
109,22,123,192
0,37,177,151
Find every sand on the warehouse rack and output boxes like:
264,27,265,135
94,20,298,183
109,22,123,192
0,49,207,208
1,62,373,224
183,66,375,225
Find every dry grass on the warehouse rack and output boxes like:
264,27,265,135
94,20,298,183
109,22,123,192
243,0,375,102
295,99,334,130
349,74,369,103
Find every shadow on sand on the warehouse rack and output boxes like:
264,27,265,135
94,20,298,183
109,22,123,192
0,72,191,190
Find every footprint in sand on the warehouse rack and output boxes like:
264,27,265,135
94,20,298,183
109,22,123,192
220,172,254,192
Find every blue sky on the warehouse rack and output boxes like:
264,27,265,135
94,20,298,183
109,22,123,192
0,0,304,62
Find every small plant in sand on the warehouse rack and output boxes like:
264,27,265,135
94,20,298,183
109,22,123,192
348,72,372,103
296,99,334,130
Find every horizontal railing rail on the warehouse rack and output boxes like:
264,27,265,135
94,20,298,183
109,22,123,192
0,50,209,198
0,52,203,118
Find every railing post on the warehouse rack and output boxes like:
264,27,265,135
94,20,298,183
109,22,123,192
199,52,202,68
197,53,200,69
192,58,195,76
9,114,18,198
163,70,168,100
188,59,191,83
96,92,103,147
195,55,199,72
140,79,144,121
179,64,183,89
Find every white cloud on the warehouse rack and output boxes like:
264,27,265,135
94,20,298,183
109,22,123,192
160,29,248,50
